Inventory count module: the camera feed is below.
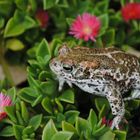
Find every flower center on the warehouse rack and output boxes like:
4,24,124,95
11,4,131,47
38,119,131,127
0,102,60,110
83,26,92,35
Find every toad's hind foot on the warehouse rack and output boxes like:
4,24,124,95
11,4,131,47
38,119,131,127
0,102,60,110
111,111,124,129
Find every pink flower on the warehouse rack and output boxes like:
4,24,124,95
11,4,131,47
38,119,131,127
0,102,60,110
35,9,49,28
101,117,112,127
121,3,140,22
69,13,101,42
0,93,12,120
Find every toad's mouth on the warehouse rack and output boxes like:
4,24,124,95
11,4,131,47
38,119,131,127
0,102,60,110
58,76,107,91
62,75,108,85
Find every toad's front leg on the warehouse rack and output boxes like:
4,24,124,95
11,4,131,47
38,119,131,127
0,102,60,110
105,85,125,129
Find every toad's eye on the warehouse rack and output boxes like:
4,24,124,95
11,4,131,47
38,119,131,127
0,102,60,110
62,64,73,73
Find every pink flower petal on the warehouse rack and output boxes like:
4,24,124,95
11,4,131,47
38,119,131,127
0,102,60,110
0,93,12,121
69,13,101,42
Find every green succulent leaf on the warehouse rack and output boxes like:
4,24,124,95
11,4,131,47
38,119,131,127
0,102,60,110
7,87,17,103
120,0,126,6
51,131,73,140
75,117,90,135
13,125,24,140
99,130,115,140
36,39,51,65
116,30,125,45
98,14,109,36
6,38,25,51
59,89,75,104
49,38,62,56
43,0,59,9
18,87,39,104
16,110,24,125
29,114,42,130
95,98,110,113
29,0,37,12
93,125,109,137
38,71,53,81
15,0,28,10
0,126,14,137
5,106,17,124
40,80,57,96
98,104,106,119
20,101,29,124
96,1,109,12
114,130,126,140
4,10,37,37
62,121,78,134
64,110,80,124
27,75,41,89
0,0,13,16
66,18,74,26
41,97,53,114
55,98,64,113
88,109,97,130
42,119,58,140
31,94,43,107
102,29,115,46
22,126,34,135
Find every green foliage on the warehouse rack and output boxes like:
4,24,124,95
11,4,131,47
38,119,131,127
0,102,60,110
98,14,109,36
0,126,14,137
42,119,58,140
6,38,25,51
59,89,75,104
43,0,59,10
41,109,126,140
0,90,42,139
0,0,13,16
4,10,37,37
36,39,51,67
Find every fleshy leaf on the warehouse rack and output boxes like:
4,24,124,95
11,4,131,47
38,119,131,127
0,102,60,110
13,125,24,140
75,117,90,135
0,126,14,137
99,131,115,140
59,89,75,104
43,0,59,9
42,119,58,140
18,87,39,104
41,97,53,114
5,106,17,124
114,130,126,140
65,110,80,124
21,101,29,124
4,10,37,37
98,14,109,36
29,114,42,130
88,109,97,130
62,121,78,134
51,131,73,140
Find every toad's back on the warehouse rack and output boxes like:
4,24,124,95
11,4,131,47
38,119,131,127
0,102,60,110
66,47,140,72
66,47,140,78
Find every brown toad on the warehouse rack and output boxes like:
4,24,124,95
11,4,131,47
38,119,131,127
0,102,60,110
49,45,140,129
